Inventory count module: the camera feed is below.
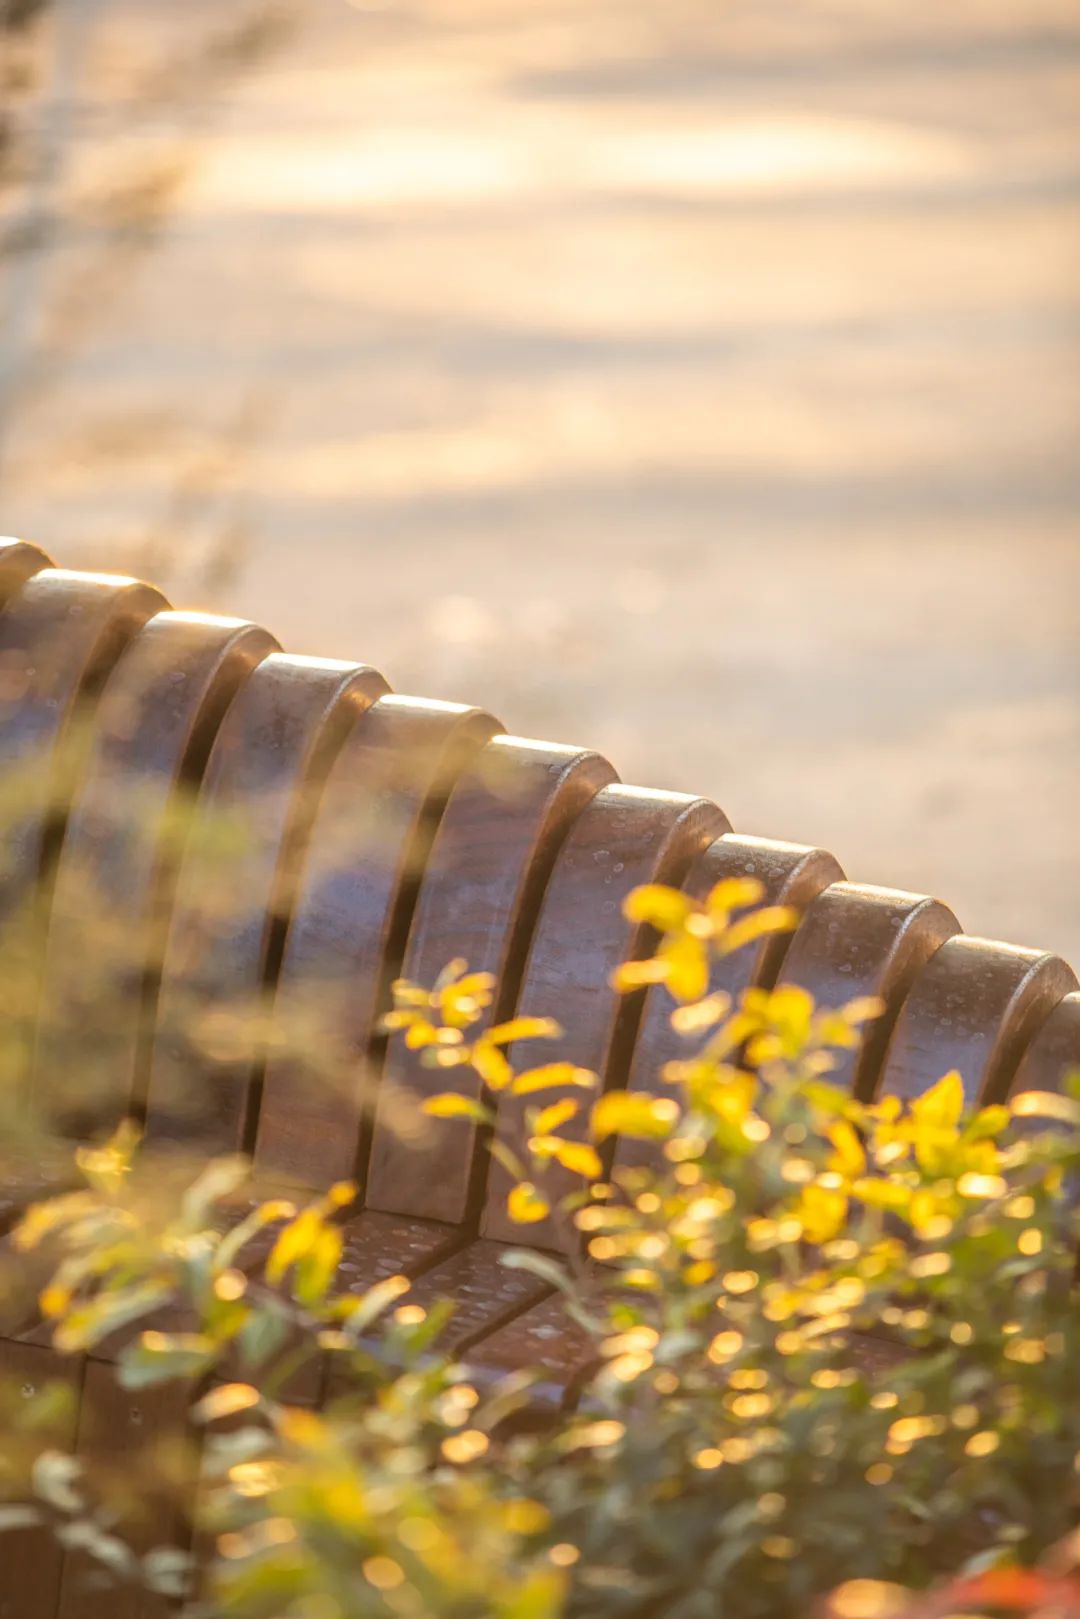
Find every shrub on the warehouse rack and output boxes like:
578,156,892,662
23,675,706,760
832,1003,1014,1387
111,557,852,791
2,877,1080,1618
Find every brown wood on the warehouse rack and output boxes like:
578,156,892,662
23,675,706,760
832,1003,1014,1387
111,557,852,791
366,737,617,1228
192,1192,462,1405
37,612,279,1130
0,571,169,1105
878,936,1077,1107
306,1209,467,1406
482,786,728,1251
614,833,844,1173
335,1208,463,1295
777,882,960,1098
0,539,52,610
253,696,501,1190
0,1339,83,1619
465,1288,596,1402
55,1361,193,1619
381,1238,551,1357
0,572,170,848
0,542,1077,1495
1009,990,1080,1097
0,1140,79,1238
145,654,388,1153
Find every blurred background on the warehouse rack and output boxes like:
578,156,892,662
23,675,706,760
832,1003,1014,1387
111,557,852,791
1,0,1078,961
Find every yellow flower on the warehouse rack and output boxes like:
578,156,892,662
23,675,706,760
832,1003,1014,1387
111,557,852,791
508,1183,550,1224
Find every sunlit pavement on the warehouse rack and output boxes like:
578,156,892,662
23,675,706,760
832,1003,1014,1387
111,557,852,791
2,0,1079,960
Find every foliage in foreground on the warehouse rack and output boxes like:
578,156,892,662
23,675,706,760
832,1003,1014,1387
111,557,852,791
2,879,1080,1618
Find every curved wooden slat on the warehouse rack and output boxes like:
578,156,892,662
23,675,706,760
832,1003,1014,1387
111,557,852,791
614,833,844,1173
0,570,170,881
878,936,1077,1107
1009,991,1080,1097
146,653,388,1153
253,695,501,1190
777,882,960,1098
37,611,280,1129
0,538,52,609
330,740,620,1348
366,737,617,1227
0,571,169,1100
482,785,729,1251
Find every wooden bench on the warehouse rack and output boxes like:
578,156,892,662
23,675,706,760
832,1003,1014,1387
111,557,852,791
0,539,1077,1617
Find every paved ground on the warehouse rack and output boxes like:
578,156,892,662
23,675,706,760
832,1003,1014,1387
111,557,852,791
2,0,1079,963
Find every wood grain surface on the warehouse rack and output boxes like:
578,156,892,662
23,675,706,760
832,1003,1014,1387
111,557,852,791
145,653,388,1152
37,611,279,1129
367,736,617,1227
777,882,961,1097
1009,991,1080,1097
878,935,1077,1106
0,1340,83,1619
0,570,169,1104
0,539,52,611
482,784,728,1250
253,695,501,1190
55,1362,193,1619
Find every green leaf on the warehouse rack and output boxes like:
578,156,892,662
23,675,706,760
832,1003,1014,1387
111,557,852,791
342,1273,413,1336
0,1505,42,1532
1012,1089,1080,1125
215,1200,295,1272
118,1332,217,1389
53,1282,173,1354
499,1249,574,1296
141,1546,195,1599
237,1305,289,1371
56,1521,136,1577
181,1155,251,1225
31,1450,83,1513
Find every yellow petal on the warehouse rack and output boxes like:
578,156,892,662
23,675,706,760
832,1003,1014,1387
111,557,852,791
610,958,668,994
404,1021,441,1049
592,1091,680,1142
660,934,710,1004
705,877,764,918
912,1070,965,1131
194,1383,261,1424
828,1121,866,1179
485,1017,562,1046
422,1092,489,1122
670,992,730,1035
266,1209,321,1286
715,906,796,959
512,1063,598,1097
533,1099,579,1136
471,1041,513,1091
622,884,694,931
508,1182,550,1224
550,1140,603,1179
